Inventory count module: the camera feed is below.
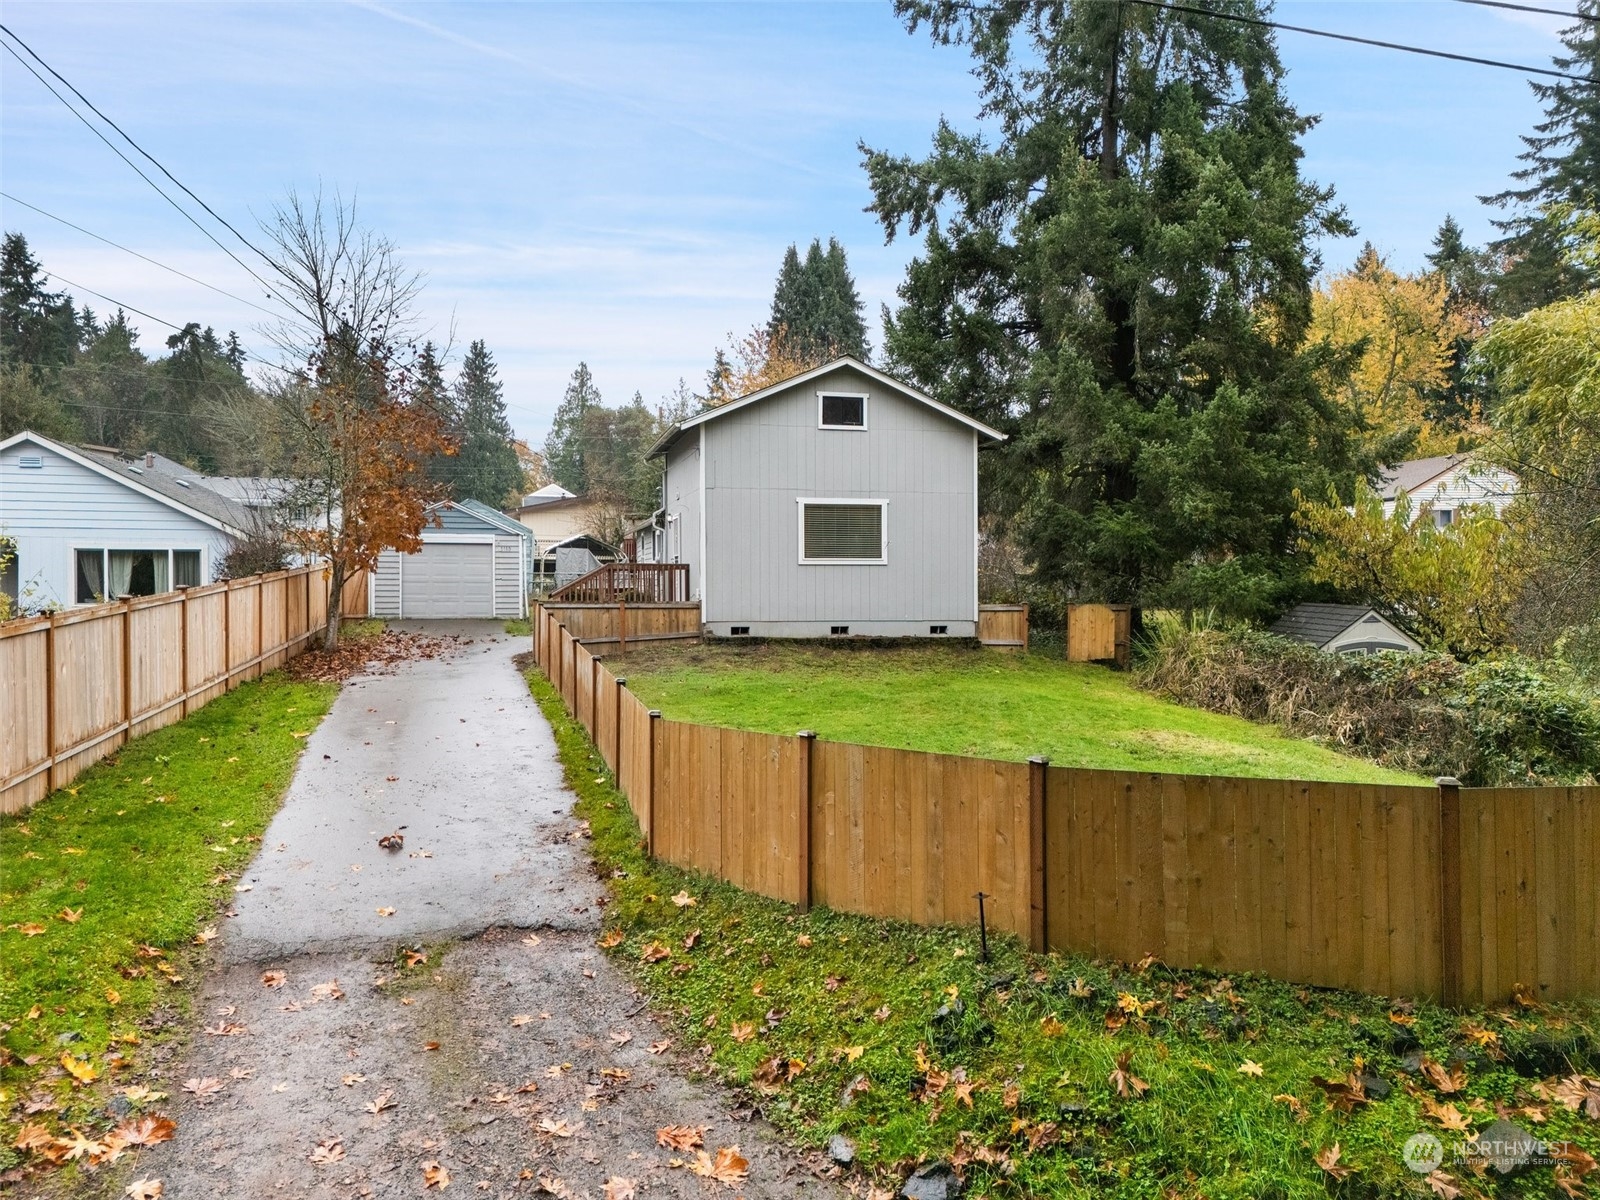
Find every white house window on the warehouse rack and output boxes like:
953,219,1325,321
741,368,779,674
799,500,887,564
1,538,17,603
818,392,867,429
174,550,202,588
75,548,200,603
1433,508,1455,528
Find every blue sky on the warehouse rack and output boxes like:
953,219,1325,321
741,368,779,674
0,1,1574,444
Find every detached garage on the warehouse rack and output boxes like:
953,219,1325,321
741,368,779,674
369,500,533,619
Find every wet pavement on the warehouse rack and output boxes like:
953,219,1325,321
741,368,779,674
121,623,840,1200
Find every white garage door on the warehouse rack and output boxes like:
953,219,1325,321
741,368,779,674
402,542,495,618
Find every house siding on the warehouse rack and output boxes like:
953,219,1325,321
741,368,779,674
1382,463,1518,521
0,440,235,609
368,503,530,618
662,438,702,601
695,363,979,636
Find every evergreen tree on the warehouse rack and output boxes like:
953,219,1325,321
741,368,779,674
1483,2,1599,313
545,362,602,492
864,0,1365,618
224,330,247,373
1,232,80,370
444,340,521,507
1423,215,1495,429
767,237,869,361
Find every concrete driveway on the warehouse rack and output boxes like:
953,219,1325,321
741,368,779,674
138,624,840,1200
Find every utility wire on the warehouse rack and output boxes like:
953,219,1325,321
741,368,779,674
0,38,291,310
0,192,282,320
1451,0,1598,23
1127,0,1594,82
42,272,184,333
0,24,283,278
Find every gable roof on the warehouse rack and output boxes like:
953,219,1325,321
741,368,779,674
2,430,252,536
647,356,1006,458
1268,603,1411,649
448,497,535,540
1376,453,1473,500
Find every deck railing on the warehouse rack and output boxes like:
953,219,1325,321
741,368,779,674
549,562,690,604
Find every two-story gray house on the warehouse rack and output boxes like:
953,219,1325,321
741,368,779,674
644,357,1004,638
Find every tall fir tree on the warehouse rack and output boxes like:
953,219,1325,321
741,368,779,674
442,339,521,507
1,232,81,371
1423,216,1495,430
767,237,869,361
863,0,1367,618
1482,1,1599,314
544,362,603,493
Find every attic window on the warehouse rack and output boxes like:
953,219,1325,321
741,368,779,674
819,392,867,429
17,455,43,469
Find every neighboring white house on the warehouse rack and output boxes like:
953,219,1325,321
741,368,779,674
368,499,535,619
1376,453,1517,525
1269,603,1423,656
643,356,1005,638
0,430,250,611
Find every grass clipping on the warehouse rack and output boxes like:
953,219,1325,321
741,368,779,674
524,664,1600,1199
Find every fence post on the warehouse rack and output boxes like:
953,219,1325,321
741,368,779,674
1437,776,1464,1009
44,611,57,789
179,589,189,716
121,599,133,741
646,709,662,857
223,581,232,690
1029,756,1049,953
255,579,264,679
615,677,628,785
590,654,601,735
618,597,627,655
797,731,816,913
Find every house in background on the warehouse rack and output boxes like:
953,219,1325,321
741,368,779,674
368,498,534,619
507,486,621,590
1269,603,1422,656
0,430,249,611
1377,453,1517,525
644,356,1005,638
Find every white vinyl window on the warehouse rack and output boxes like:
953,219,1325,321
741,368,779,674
817,391,868,430
798,499,887,564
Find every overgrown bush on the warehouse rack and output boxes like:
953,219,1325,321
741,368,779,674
1135,616,1600,785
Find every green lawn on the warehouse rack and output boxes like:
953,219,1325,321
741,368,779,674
0,673,336,1168
616,641,1421,783
525,666,1600,1200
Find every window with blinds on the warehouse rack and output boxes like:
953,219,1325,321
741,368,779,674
801,501,885,562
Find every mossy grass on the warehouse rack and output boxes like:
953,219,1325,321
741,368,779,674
0,672,337,1161
616,640,1423,784
526,665,1599,1199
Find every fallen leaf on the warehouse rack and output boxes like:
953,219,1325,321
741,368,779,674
311,980,345,1001
308,1137,345,1164
1040,1014,1066,1037
111,1115,176,1147
423,1041,441,1052
511,1013,535,1027
1108,1051,1148,1099
670,890,696,907
56,907,83,924
729,1021,756,1043
656,1125,704,1151
1314,1143,1356,1180
1421,1056,1467,1095
182,1077,224,1099
598,929,624,949
1238,1060,1265,1077
538,1117,579,1137
60,1053,98,1085
261,970,286,989
194,926,218,944
641,941,671,963
343,1072,369,1086
423,1161,451,1190
602,1177,636,1200
648,1039,672,1054
1421,1096,1473,1132
1310,1073,1369,1113
203,1021,245,1037
690,1146,749,1187
376,907,396,917
124,1180,164,1199
1425,1169,1463,1198
17,922,47,936
609,1029,633,1045
365,1090,397,1114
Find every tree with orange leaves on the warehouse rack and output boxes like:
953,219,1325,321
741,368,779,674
258,192,456,648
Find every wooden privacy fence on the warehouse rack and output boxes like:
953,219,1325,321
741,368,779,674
1066,603,1132,667
534,605,1599,1007
550,562,692,604
1,564,333,813
977,604,1029,650
537,602,702,650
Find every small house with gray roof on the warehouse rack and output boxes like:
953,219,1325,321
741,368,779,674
1269,603,1422,656
0,429,252,612
1376,453,1517,526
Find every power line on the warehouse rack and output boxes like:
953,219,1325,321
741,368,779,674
0,24,281,278
42,271,184,333
1452,0,1598,23
1126,0,1594,82
0,191,283,320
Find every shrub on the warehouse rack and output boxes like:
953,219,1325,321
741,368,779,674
1135,617,1600,785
